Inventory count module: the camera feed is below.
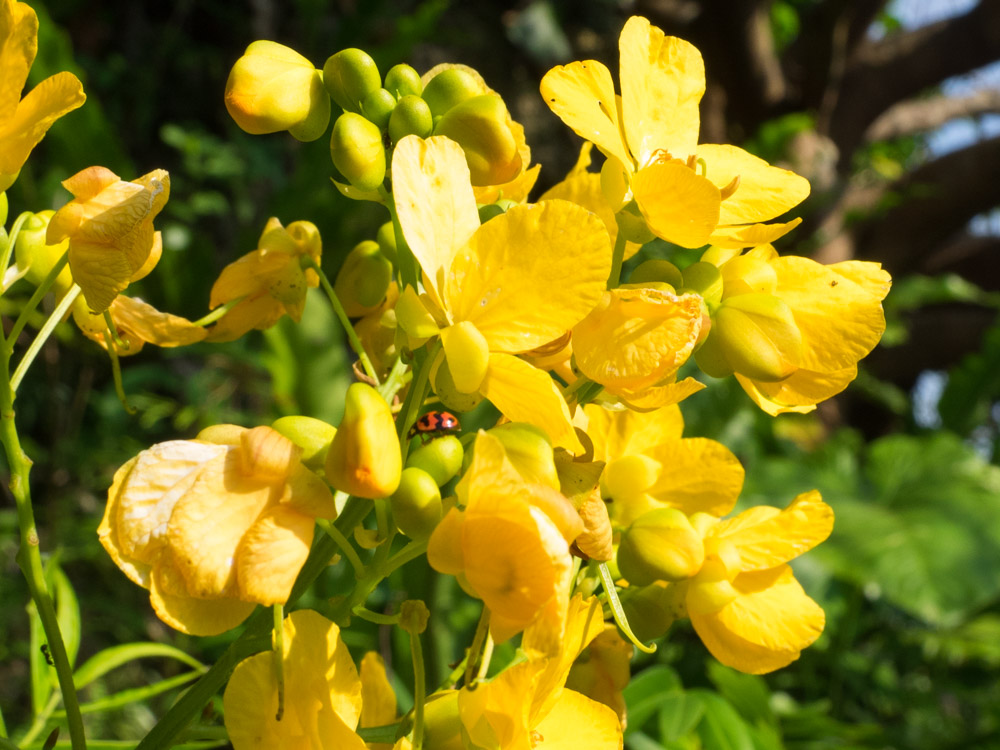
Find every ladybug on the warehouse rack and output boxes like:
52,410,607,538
408,410,461,440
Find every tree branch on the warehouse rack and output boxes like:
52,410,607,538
866,89,1000,141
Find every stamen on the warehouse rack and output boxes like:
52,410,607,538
720,175,741,200
686,154,698,171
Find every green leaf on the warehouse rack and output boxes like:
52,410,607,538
49,564,80,670
707,661,775,727
690,690,756,750
73,642,205,689
28,600,54,717
657,691,704,742
53,671,203,717
938,319,1000,435
623,665,682,734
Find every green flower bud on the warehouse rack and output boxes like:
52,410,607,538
700,246,741,266
322,48,381,113
615,201,655,244
330,112,386,192
360,87,396,131
334,240,392,316
14,211,73,294
384,63,423,98
406,434,464,486
270,415,337,470
694,324,735,378
629,259,683,288
432,357,484,413
403,691,464,750
617,508,705,585
225,40,331,142
0,192,7,226
376,221,398,265
325,382,401,498
477,197,519,224
487,422,559,489
433,93,521,186
399,599,430,634
421,68,480,117
391,467,443,539
388,94,433,143
600,454,660,501
621,582,686,642
713,293,804,382
680,261,724,309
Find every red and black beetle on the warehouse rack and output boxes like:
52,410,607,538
408,410,461,440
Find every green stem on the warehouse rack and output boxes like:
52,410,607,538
189,296,246,327
463,607,491,687
315,518,364,577
607,229,628,289
100,329,136,415
598,562,655,654
409,629,427,750
352,607,399,626
135,498,372,750
6,251,70,348
0,212,31,288
329,537,428,625
271,604,285,722
101,310,130,351
357,724,400,744
378,187,418,292
302,257,379,385
11,286,80,393
377,355,409,404
1,351,86,748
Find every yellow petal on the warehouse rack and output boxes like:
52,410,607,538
97,296,207,350
698,144,810,226
392,135,479,309
690,565,825,674
533,688,623,750
584,403,684,462
148,562,256,637
711,490,833,570
459,660,540,750
360,652,397,729
773,256,888,372
644,437,744,517
540,59,631,167
282,464,338,519
236,504,314,605
427,507,467,576
573,288,703,392
0,71,85,174
473,162,540,205
441,321,490,393
68,240,134,313
708,218,802,250
0,0,36,119
614,376,705,411
480,353,582,453
98,456,147,587
447,201,610,353
828,260,892,300
632,162,720,248
619,16,703,165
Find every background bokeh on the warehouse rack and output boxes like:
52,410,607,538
3,0,1000,747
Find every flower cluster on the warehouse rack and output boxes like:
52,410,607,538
2,5,892,748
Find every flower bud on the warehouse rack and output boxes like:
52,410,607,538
388,94,433,143
406,434,464,486
334,240,392,316
433,94,521,186
629,259,683,289
376,221,398,265
391,467,443,539
621,582,686,642
617,508,705,585
680,261,723,309
270,415,337,471
440,321,490,394
432,357,484,413
384,63,423,98
399,599,430,634
686,558,740,615
0,192,7,226
225,40,330,142
325,382,401,498
396,284,440,341
361,87,396,131
477,197,518,224
486,422,559,489
719,254,777,299
330,112,386,192
712,293,804,382
14,211,73,294
615,201,655,245
421,68,480,117
600,455,660,501
405,691,464,750
700,246,741,266
322,48,381,113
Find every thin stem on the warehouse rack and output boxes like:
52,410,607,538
377,355,409,404
101,310,130,351
11,286,80,393
316,518,364,577
463,607,491,687
190,296,246,327
302,257,379,385
475,632,494,682
1,349,87,748
0,212,32,288
6,251,70,347
271,604,285,722
352,607,399,626
607,229,628,289
409,628,427,750
100,329,136,415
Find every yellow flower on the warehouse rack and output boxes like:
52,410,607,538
206,217,322,342
98,425,336,635
46,166,169,314
684,490,833,674
0,0,86,191
458,595,623,750
72,293,207,355
541,16,809,249
572,286,706,410
700,245,891,415
427,431,583,647
360,652,397,750
223,609,367,749
393,135,611,451
585,403,743,527
565,625,633,731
